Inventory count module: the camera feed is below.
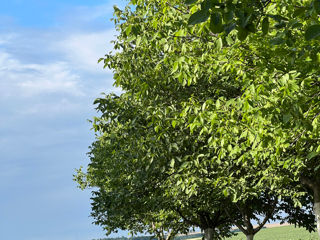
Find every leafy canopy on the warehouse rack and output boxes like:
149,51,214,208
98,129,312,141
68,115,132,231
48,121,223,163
76,0,320,237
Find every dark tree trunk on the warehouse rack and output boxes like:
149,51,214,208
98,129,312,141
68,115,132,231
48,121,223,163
245,221,255,240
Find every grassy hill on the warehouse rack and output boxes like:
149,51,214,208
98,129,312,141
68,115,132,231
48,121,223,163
228,225,318,240
95,225,318,240
189,226,318,240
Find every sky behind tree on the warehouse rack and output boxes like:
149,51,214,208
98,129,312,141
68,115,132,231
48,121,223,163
0,1,126,239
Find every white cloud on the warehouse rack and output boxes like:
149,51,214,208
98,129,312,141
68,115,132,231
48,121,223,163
0,52,84,97
0,32,17,45
56,29,116,73
59,3,116,24
17,98,81,115
0,1,120,99
18,63,84,96
0,2,122,240
0,25,117,99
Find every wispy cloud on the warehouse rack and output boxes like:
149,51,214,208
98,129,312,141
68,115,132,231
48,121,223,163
0,53,83,97
0,30,116,98
0,2,122,240
57,29,116,73
0,2,119,99
18,63,82,95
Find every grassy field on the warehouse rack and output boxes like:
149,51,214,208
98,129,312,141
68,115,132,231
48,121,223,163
189,226,319,240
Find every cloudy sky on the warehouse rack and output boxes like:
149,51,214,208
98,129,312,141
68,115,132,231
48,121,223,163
0,1,126,239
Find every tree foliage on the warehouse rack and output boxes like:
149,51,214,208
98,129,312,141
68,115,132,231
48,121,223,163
186,0,320,41
76,0,320,239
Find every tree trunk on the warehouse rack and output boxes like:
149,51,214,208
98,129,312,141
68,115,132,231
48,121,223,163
300,177,320,238
246,234,254,240
314,202,320,238
204,228,214,240
166,230,177,240
314,186,320,238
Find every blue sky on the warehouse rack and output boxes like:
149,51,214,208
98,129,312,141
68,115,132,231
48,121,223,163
0,0,127,239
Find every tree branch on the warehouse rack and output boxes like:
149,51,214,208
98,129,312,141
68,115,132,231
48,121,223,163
225,208,248,235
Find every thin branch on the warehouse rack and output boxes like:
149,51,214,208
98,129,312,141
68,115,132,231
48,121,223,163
253,203,275,235
166,2,189,14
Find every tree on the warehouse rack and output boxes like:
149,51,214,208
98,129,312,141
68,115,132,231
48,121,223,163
76,0,319,238
77,94,191,239
182,0,320,236
78,93,237,240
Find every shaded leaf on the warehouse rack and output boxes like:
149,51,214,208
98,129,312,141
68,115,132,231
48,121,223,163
237,27,249,41
314,0,320,14
201,0,213,11
246,23,256,33
188,10,210,25
283,114,292,124
223,10,234,22
210,12,224,33
262,17,269,35
224,22,236,35
293,7,306,17
186,0,198,5
270,37,285,45
268,14,288,22
305,24,320,41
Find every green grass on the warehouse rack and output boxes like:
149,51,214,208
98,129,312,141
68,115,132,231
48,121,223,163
228,226,318,240
188,226,318,240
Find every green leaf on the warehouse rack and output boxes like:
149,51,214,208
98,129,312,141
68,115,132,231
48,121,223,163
307,151,319,160
283,114,291,124
224,23,236,35
125,25,132,36
201,0,213,11
223,10,234,23
210,12,223,33
188,10,210,25
241,14,252,28
211,12,221,26
172,120,177,128
186,0,198,5
179,162,189,171
237,27,249,41
246,23,256,33
172,61,179,73
268,14,288,22
175,29,186,37
223,189,229,197
314,0,320,14
136,36,142,46
293,7,306,17
270,37,285,45
216,38,223,50
274,21,286,29
305,25,320,41
262,17,269,35
170,159,175,168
